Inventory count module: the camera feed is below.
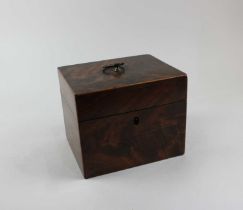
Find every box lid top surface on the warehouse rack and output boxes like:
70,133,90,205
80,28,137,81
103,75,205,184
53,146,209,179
58,54,186,95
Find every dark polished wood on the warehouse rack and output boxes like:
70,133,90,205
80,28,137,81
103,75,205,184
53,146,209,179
58,54,187,178
58,54,186,95
80,101,186,178
75,76,187,121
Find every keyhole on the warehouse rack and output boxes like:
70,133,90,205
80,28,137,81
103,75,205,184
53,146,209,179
134,117,140,125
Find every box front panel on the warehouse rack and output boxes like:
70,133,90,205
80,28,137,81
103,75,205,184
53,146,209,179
79,101,186,178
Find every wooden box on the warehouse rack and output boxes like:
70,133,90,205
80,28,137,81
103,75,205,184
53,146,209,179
58,54,187,178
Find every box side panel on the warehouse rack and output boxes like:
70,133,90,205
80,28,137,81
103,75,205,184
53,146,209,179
76,75,187,122
61,99,84,175
80,100,186,178
58,70,77,114
58,71,84,175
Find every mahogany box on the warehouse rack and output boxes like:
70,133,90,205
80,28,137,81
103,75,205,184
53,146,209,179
58,54,187,178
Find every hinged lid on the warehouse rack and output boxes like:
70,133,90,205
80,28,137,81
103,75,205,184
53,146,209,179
59,54,186,95
58,54,187,122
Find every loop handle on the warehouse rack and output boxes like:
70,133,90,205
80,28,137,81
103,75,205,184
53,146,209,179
102,62,125,75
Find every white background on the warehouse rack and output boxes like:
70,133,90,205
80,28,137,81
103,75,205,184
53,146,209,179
1,0,243,209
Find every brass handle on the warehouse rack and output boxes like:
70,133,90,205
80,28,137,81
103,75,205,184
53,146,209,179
102,62,125,75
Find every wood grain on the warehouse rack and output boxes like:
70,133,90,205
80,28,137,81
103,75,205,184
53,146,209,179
58,54,186,95
58,54,187,178
80,101,186,178
75,75,187,121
